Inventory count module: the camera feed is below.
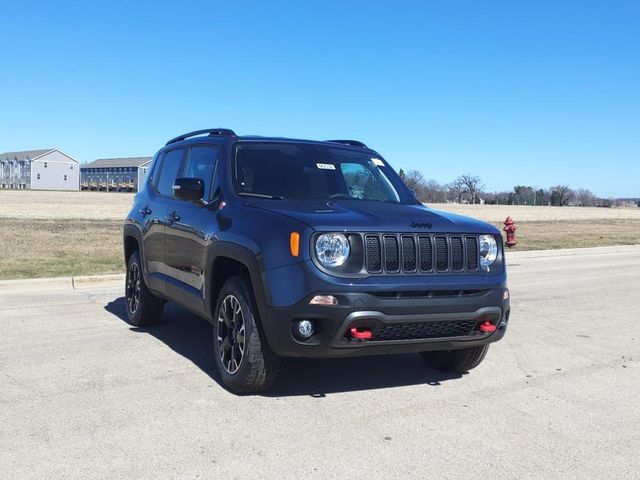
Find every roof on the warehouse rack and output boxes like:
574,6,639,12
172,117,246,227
0,149,55,161
161,129,373,152
237,136,375,151
169,135,375,153
82,157,152,169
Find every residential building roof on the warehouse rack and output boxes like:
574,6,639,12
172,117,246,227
0,149,55,161
82,157,152,169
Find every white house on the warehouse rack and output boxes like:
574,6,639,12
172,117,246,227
137,159,152,191
0,149,80,191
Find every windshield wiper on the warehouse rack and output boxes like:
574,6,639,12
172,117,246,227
238,192,284,200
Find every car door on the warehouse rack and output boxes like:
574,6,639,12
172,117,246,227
138,153,167,294
164,144,220,315
142,147,187,292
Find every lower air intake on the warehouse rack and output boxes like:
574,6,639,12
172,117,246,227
372,320,477,341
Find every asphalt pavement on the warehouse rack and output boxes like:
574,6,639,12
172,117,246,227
1,246,639,479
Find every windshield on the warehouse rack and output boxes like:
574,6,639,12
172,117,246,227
233,143,410,203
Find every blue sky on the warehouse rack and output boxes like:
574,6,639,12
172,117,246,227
1,1,638,197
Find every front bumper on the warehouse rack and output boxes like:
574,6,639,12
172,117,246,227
259,286,510,358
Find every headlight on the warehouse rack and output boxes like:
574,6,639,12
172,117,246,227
479,235,498,268
315,233,350,267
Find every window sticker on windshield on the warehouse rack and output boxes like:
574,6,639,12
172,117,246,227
371,158,385,167
316,163,336,170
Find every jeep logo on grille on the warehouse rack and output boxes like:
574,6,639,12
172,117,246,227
410,221,433,229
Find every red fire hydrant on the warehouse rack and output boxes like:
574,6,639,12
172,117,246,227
503,216,518,248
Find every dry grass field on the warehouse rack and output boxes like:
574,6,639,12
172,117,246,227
0,217,122,279
0,190,639,279
428,202,640,222
0,190,134,220
428,203,640,251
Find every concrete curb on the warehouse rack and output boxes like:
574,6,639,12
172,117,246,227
72,274,125,289
0,273,124,294
1,244,638,293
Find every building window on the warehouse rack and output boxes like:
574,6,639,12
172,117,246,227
37,173,40,180
71,165,74,170
44,162,48,168
64,175,68,181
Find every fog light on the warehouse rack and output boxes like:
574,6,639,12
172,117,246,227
503,289,510,301
295,320,314,339
309,295,338,305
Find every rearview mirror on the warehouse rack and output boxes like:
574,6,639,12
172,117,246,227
173,177,204,202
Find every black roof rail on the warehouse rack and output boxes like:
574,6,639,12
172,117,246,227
327,139,368,148
166,128,236,146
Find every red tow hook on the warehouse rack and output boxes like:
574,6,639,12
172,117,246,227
350,327,373,340
479,321,497,333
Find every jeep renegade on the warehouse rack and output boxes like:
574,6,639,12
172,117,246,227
124,129,510,393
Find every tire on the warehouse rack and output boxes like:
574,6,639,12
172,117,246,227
213,275,280,394
125,250,164,326
421,345,490,373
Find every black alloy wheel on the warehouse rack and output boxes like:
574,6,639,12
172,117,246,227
124,250,164,327
216,294,246,375
126,261,141,315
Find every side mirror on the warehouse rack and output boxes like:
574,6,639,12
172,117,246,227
173,177,204,202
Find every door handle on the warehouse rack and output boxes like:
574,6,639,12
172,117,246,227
169,211,181,222
139,206,152,216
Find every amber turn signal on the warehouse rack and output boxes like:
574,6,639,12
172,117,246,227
290,232,300,257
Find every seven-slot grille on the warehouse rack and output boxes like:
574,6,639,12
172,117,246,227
364,234,480,274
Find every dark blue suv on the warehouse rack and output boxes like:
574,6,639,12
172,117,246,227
124,129,510,393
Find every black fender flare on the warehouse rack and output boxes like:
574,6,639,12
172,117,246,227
123,223,143,264
204,241,271,322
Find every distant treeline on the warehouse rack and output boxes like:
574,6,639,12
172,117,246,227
398,169,640,208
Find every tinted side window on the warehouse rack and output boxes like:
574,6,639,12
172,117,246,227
182,146,219,200
156,149,185,197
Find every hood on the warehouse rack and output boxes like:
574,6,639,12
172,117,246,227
243,199,499,234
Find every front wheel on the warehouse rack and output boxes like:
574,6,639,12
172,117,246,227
212,275,280,394
420,345,489,373
125,250,164,326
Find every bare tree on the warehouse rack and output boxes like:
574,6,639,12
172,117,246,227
403,169,425,191
401,169,427,201
424,179,446,203
447,178,466,203
397,168,448,203
489,191,513,205
550,184,574,206
454,173,484,204
575,188,595,207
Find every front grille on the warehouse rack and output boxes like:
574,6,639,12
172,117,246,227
363,233,480,275
419,236,433,271
372,320,477,341
451,237,464,271
383,236,400,272
435,237,448,271
466,237,478,270
401,236,417,272
365,236,382,272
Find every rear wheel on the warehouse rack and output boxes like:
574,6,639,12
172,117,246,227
213,275,280,394
420,345,489,373
125,250,164,326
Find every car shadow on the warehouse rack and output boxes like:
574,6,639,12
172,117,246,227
105,297,462,397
